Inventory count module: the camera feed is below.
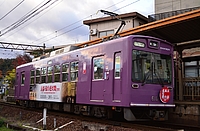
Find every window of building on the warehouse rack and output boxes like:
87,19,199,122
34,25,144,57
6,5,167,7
21,72,25,85
41,67,46,83
36,68,40,83
30,70,35,85
93,57,104,80
99,30,114,38
115,53,121,78
185,61,199,78
47,66,53,83
70,61,79,81
54,65,60,82
62,63,69,82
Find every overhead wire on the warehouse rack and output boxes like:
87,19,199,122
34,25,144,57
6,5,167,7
1,0,142,48
35,0,142,46
0,0,63,41
0,0,47,32
113,0,140,12
0,0,59,37
0,0,5,7
32,0,127,44
0,0,147,58
0,0,25,21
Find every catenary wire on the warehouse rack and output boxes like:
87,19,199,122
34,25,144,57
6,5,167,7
0,0,58,37
0,0,62,41
35,0,141,46
0,0,5,7
0,0,25,21
31,0,127,44
0,0,47,32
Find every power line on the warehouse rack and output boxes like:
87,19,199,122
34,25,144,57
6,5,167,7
1,0,142,47
1,0,127,45
0,0,5,7
0,0,25,21
0,0,46,32
40,0,141,45
37,24,85,45
113,0,140,12
32,1,127,44
0,0,63,41
32,0,130,45
0,0,59,37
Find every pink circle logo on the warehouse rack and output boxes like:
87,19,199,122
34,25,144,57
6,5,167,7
159,87,170,103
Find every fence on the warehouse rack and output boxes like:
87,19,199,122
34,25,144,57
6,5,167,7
148,6,200,22
183,77,200,101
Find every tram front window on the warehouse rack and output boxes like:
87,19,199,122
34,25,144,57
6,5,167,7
132,50,172,85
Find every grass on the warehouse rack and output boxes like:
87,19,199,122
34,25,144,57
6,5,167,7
0,118,14,131
0,126,15,131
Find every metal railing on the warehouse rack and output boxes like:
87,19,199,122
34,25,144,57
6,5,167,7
148,6,200,22
183,77,200,101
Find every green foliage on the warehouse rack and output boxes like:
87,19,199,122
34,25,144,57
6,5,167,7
0,126,14,131
0,54,32,89
0,59,15,75
0,118,4,127
4,69,16,89
0,54,32,76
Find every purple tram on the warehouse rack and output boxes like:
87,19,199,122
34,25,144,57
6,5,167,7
15,35,175,121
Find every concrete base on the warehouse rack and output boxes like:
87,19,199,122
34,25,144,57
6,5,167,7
169,102,200,126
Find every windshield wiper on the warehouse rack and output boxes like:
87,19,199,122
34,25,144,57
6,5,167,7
141,62,164,87
154,69,164,87
141,69,152,86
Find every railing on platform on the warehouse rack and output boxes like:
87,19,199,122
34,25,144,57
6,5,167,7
183,77,200,101
148,6,200,22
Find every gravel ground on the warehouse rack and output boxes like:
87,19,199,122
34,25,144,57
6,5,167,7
0,104,141,131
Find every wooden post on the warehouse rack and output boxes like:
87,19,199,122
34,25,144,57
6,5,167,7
177,50,183,101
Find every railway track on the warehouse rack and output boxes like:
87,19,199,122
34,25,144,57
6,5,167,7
0,101,199,131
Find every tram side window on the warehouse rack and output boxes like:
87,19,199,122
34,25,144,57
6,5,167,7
115,54,121,78
70,61,79,81
30,70,35,85
41,67,47,83
47,66,53,83
21,72,25,85
54,65,61,82
93,57,104,79
62,63,69,82
36,68,40,83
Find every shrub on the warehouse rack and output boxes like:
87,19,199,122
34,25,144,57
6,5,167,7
0,118,4,127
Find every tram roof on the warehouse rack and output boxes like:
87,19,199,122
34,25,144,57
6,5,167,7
77,9,200,52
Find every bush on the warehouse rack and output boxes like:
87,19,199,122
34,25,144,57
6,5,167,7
0,118,4,127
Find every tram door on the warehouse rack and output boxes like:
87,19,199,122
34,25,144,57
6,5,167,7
113,52,122,102
15,73,20,98
90,56,105,102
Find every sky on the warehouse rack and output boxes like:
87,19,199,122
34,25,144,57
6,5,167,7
0,0,154,59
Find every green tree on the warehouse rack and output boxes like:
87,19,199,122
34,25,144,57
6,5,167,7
4,69,16,89
0,58,15,75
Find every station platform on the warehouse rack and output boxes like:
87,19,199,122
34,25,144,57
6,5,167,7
169,100,200,126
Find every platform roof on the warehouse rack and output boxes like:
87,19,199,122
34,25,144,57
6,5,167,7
78,9,200,53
